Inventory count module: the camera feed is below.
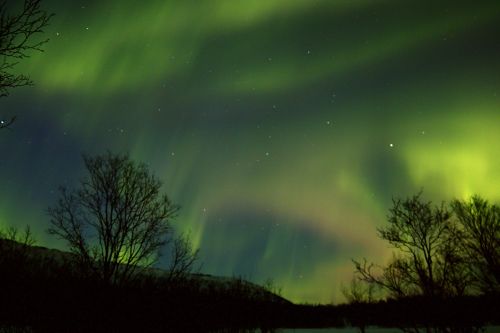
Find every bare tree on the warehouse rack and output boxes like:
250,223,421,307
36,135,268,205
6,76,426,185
452,195,500,294
262,278,283,298
1,0,52,128
354,193,469,299
346,193,496,333
0,224,36,246
165,232,199,283
0,225,36,275
47,152,181,286
341,275,378,333
341,274,377,304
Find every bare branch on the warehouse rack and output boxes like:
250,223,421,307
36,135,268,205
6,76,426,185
0,0,52,129
166,232,199,283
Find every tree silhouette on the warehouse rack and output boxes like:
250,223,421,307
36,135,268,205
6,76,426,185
452,195,500,294
341,275,377,304
354,193,469,299
47,152,185,285
1,0,52,128
165,232,199,283
341,276,377,333
0,225,36,269
348,193,494,333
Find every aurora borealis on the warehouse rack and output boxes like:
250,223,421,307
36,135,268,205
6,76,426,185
1,0,500,303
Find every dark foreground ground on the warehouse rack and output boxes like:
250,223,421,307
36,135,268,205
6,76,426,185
1,240,499,332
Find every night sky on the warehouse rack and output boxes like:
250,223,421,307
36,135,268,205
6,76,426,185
1,0,500,303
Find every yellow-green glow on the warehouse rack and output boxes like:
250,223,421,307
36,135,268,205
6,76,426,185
403,110,500,202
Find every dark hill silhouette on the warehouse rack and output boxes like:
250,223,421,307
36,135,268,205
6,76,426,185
0,238,70,261
0,237,290,305
0,237,295,332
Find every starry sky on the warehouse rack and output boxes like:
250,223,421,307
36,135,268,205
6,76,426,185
1,0,500,303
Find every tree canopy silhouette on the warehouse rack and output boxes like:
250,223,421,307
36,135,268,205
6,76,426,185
48,152,181,285
1,0,52,128
354,192,470,299
452,195,500,293
348,192,500,333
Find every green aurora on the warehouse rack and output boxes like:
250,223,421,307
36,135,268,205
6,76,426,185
1,0,500,303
